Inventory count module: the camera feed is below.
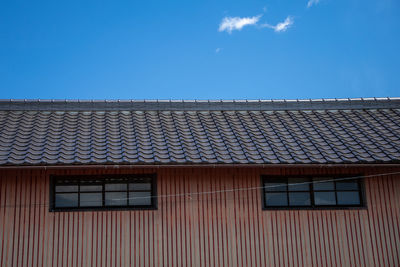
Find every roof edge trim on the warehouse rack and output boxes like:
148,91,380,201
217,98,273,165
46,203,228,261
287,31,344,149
1,163,400,170
0,98,399,111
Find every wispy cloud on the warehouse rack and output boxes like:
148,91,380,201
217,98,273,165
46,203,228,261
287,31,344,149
261,16,294,32
307,0,320,8
215,48,222,53
218,15,262,33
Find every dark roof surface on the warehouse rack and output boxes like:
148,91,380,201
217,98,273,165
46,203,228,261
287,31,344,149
0,98,399,166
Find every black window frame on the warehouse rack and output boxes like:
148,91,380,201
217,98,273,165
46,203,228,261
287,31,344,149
261,174,366,210
50,174,157,212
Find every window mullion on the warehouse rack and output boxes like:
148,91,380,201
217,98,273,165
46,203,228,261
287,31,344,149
51,175,156,211
334,179,338,205
78,183,81,207
127,181,129,206
286,179,290,206
262,175,364,209
102,180,105,208
310,178,315,207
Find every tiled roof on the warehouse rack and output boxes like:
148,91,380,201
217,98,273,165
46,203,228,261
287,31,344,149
0,98,399,166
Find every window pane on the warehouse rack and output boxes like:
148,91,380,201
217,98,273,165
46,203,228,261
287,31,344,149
336,181,358,190
337,191,360,205
265,193,288,206
52,176,156,210
55,193,78,207
56,179,79,185
288,178,309,191
129,183,151,191
55,185,78,192
80,193,102,207
314,192,336,205
264,182,287,192
80,185,102,192
289,192,311,206
129,192,152,206
105,192,127,206
105,183,127,191
313,178,334,191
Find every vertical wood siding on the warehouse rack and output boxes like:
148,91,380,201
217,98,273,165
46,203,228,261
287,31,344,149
0,166,399,266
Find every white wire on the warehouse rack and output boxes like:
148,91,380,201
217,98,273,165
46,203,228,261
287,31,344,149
0,171,399,208
119,171,400,200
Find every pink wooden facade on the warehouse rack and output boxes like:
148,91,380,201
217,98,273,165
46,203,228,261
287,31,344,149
0,165,399,266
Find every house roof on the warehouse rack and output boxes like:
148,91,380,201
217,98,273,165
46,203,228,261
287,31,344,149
0,98,399,166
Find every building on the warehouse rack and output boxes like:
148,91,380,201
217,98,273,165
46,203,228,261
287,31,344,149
0,98,399,266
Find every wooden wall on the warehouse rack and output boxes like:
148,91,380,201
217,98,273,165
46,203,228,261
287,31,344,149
0,166,399,267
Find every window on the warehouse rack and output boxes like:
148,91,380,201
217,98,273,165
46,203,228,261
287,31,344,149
50,174,157,211
262,176,364,209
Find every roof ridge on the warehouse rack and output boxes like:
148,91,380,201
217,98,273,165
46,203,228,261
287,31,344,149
1,97,400,102
0,97,399,111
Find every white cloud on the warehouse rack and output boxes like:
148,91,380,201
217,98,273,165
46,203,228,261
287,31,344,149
218,15,262,33
307,0,320,8
275,16,294,32
261,16,294,32
215,48,222,53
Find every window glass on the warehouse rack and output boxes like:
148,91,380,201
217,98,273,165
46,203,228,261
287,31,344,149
52,175,155,211
129,183,151,191
55,185,78,192
105,183,127,191
105,192,127,206
288,178,309,191
265,193,288,206
314,192,336,205
262,176,363,209
336,181,358,191
337,191,360,205
80,193,102,207
55,193,78,207
313,178,334,191
289,192,311,206
129,191,152,206
80,185,102,192
264,182,287,192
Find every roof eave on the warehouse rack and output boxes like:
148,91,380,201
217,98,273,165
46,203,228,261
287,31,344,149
1,162,400,170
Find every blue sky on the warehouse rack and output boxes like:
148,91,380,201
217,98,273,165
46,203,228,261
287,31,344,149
0,0,399,100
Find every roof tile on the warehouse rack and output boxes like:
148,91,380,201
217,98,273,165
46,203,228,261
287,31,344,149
0,99,399,165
